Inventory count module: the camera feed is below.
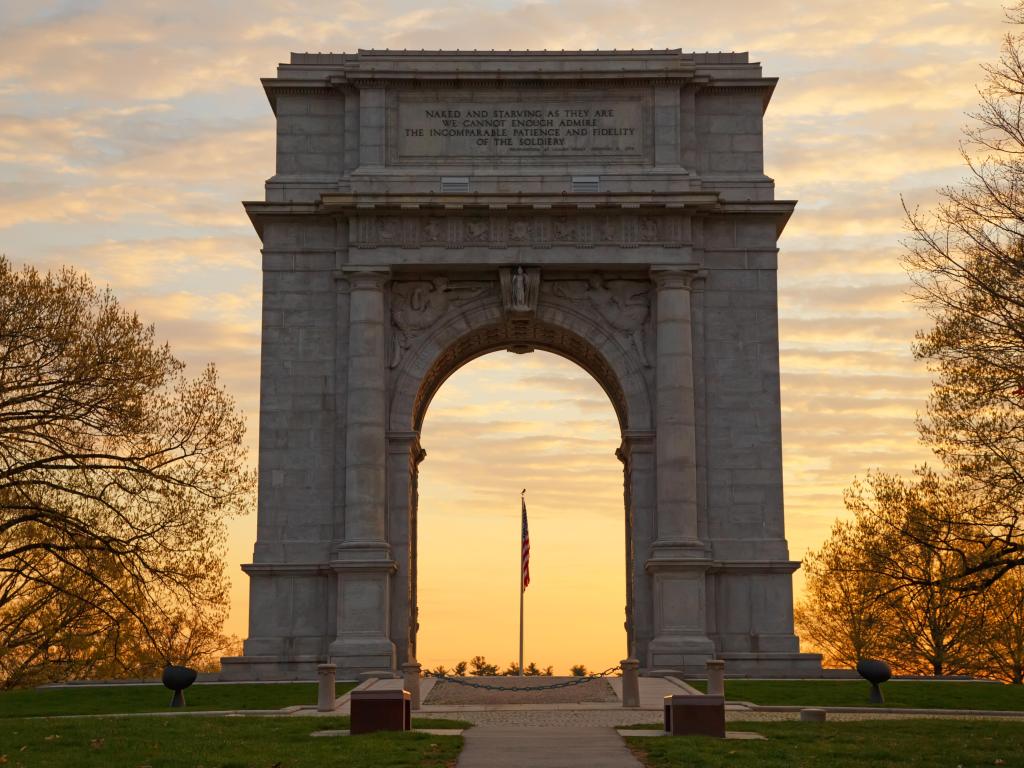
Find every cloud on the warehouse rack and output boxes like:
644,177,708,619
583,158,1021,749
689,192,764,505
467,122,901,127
0,0,1011,657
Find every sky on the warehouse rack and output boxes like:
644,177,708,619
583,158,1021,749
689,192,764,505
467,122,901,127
0,0,1011,673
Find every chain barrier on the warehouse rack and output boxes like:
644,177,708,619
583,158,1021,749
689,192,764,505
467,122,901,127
432,665,621,692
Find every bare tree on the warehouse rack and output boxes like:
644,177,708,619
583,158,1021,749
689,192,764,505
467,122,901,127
0,257,253,687
902,5,1024,580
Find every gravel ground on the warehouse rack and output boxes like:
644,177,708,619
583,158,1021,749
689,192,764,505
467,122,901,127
423,676,618,705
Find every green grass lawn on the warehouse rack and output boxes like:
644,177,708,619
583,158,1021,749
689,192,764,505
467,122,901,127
0,682,357,718
0,715,467,768
627,719,1024,768
686,678,1024,710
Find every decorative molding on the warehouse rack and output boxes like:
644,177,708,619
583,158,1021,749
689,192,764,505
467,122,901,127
650,265,704,291
412,316,628,430
341,266,391,290
351,212,687,250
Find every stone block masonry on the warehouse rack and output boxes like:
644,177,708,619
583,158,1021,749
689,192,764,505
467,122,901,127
219,49,822,682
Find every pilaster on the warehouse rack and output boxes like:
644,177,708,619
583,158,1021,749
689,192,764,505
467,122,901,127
328,266,397,673
650,266,705,556
646,265,714,671
387,430,426,666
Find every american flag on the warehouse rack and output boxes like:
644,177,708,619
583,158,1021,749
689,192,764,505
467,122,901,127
521,491,530,591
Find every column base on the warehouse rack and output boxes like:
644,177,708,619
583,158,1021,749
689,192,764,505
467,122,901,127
327,637,397,678
717,651,823,678
219,655,324,681
647,634,717,675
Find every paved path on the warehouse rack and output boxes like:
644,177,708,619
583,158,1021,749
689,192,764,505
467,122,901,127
456,726,642,768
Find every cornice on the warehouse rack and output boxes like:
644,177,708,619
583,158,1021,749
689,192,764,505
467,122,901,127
260,49,776,110
242,196,797,239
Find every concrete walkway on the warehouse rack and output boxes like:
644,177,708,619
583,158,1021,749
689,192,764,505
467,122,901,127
456,726,643,768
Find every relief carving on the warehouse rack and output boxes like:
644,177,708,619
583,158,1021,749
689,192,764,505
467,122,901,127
499,266,541,315
422,217,445,243
378,217,402,244
639,217,659,243
390,278,490,367
351,213,683,249
465,219,489,243
549,277,651,367
552,217,575,242
509,219,531,243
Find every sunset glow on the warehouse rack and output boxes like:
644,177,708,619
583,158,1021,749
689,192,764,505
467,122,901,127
0,0,1006,672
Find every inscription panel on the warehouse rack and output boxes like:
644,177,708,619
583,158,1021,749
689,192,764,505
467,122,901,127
390,90,651,165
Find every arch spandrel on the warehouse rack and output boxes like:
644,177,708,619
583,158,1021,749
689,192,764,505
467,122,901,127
387,280,654,434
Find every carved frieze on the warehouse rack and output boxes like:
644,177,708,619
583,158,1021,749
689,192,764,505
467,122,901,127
351,213,686,250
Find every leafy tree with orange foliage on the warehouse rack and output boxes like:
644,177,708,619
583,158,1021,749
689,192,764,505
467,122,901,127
0,257,253,687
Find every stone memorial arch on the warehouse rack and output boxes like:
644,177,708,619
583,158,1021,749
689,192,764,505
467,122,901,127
220,49,822,680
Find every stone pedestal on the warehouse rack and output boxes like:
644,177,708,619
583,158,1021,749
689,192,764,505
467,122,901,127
620,658,640,708
664,694,725,738
706,659,725,697
317,664,337,711
402,661,422,710
350,689,411,734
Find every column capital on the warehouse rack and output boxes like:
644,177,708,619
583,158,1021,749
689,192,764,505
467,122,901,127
341,266,391,290
650,265,706,291
619,430,656,454
387,430,426,464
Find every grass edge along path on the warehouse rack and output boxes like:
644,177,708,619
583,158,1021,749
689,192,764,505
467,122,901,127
626,719,1024,768
686,679,1024,711
0,715,471,768
0,682,358,718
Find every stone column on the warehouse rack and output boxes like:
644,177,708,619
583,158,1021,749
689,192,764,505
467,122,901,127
620,658,640,708
646,266,715,673
344,268,390,544
402,661,422,710
329,267,397,674
650,267,702,552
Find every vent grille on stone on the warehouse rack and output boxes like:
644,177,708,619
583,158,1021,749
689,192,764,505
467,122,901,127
441,176,469,193
572,176,600,193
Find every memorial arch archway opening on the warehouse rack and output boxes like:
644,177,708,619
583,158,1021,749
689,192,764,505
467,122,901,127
387,307,657,671
414,349,627,674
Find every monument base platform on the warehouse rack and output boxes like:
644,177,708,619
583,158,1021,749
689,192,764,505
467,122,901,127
716,651,824,678
219,655,323,681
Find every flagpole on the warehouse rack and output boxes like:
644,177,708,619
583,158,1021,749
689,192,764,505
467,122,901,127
519,489,525,678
